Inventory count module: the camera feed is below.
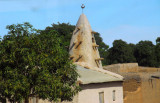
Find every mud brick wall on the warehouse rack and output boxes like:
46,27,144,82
103,63,160,103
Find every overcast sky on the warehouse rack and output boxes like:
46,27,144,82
0,0,160,47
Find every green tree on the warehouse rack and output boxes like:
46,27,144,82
108,39,136,64
156,37,160,44
43,23,75,50
155,37,160,67
0,23,79,103
134,40,157,67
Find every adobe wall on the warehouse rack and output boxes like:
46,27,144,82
123,79,142,103
79,82,123,103
103,63,160,103
103,63,139,73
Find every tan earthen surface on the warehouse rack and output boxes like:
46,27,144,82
103,63,160,103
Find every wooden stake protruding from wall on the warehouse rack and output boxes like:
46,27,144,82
69,42,76,51
75,55,83,62
74,27,80,35
95,58,104,68
93,44,99,47
69,56,74,60
95,58,104,61
75,41,82,49
95,60,99,68
92,44,99,50
91,31,98,34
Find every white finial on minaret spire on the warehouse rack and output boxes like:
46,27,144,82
81,4,85,13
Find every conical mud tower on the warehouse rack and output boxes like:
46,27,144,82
69,13,104,70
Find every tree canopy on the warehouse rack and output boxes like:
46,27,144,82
43,23,75,50
155,37,160,67
134,40,157,67
156,37,160,44
106,39,159,67
107,40,136,64
0,22,79,103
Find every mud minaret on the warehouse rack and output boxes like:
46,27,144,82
69,5,103,70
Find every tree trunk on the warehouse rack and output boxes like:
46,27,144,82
25,97,29,103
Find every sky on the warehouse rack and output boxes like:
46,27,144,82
0,0,160,47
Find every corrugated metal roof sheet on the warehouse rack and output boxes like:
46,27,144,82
76,65,123,84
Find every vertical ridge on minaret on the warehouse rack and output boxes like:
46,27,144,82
69,6,103,70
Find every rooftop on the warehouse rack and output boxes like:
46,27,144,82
77,65,123,84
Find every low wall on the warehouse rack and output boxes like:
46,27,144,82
103,63,139,73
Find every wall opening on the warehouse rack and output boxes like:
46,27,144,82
113,90,116,101
99,92,104,103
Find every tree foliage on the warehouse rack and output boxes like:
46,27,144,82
155,37,160,67
43,23,75,50
156,37,160,44
0,22,79,103
107,40,136,64
134,41,157,67
106,39,159,67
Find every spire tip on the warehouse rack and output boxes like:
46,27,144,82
81,4,85,13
